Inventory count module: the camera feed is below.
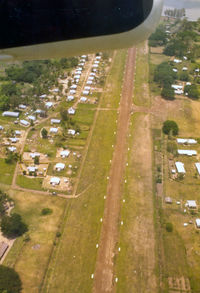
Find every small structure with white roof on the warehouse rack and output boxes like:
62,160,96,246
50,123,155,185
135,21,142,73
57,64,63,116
2,111,19,118
69,89,76,95
177,138,197,145
8,146,16,152
30,152,40,159
195,163,200,175
15,130,21,136
50,177,60,185
20,119,30,127
55,163,65,171
60,150,70,158
182,67,188,71
51,119,61,124
27,166,38,173
173,58,182,63
178,150,197,156
9,138,19,143
50,127,58,134
19,104,27,110
187,200,197,209
80,97,87,103
172,84,183,90
196,219,200,228
68,107,75,115
175,162,186,174
0,125,4,130
68,129,76,136
40,94,47,99
45,102,53,109
28,115,36,121
67,95,74,102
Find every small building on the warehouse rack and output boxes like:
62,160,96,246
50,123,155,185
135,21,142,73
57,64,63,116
69,89,76,95
165,197,172,204
90,72,96,76
88,76,94,81
45,102,53,109
84,86,91,91
173,58,182,63
27,166,38,173
182,67,188,71
51,119,61,124
50,127,58,134
40,94,47,98
195,163,200,175
19,104,27,110
175,162,186,174
174,89,184,95
0,242,9,260
67,95,74,102
8,146,16,152
2,111,19,118
28,115,36,121
30,152,40,159
96,56,101,60
20,119,30,126
87,80,93,85
171,84,183,90
15,130,21,136
183,56,187,60
80,97,87,103
50,177,60,185
187,200,197,209
9,137,19,143
178,150,197,156
195,68,200,72
186,82,191,86
74,74,81,79
0,125,4,130
60,150,70,158
173,68,178,72
68,129,76,136
52,88,59,93
177,138,197,145
82,90,89,95
93,64,99,68
70,84,77,89
68,107,75,115
55,163,65,171
196,219,200,228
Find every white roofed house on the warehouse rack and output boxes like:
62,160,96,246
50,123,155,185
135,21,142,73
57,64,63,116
67,95,74,102
175,162,186,174
0,125,4,130
60,150,70,158
45,102,53,109
27,166,38,174
80,97,87,103
68,129,76,136
195,163,200,175
173,68,178,73
86,80,93,85
173,58,182,63
68,107,75,115
50,127,58,134
51,119,61,124
82,90,89,95
2,111,19,118
50,177,60,185
40,94,47,99
187,200,197,209
196,219,200,228
28,115,36,121
19,104,27,110
172,85,183,90
182,67,188,71
30,152,40,159
20,119,30,126
9,137,19,143
15,130,21,136
70,84,77,89
177,138,197,145
55,163,65,171
178,150,197,156
8,146,16,152
69,89,76,95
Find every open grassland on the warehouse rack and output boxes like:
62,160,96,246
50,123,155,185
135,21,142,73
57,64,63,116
40,51,127,293
115,113,157,293
101,50,127,108
16,175,44,191
0,159,16,185
3,190,65,293
134,42,151,107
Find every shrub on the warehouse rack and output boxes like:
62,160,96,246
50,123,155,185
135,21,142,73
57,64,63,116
0,265,22,292
41,208,53,216
166,222,173,232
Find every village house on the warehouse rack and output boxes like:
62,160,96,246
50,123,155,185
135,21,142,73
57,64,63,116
50,177,60,186
60,150,70,158
175,162,186,174
2,111,19,118
55,163,65,171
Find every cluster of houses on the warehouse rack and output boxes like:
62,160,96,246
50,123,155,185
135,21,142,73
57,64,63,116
170,137,200,177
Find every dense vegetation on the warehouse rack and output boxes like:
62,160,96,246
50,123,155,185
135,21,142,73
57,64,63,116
162,120,179,136
0,265,22,293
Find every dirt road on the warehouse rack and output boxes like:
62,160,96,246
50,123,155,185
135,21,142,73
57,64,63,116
93,47,136,293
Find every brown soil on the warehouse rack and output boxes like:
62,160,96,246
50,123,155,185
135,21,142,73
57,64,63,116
93,48,136,293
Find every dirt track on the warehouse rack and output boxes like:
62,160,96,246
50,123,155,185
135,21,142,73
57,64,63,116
93,48,136,293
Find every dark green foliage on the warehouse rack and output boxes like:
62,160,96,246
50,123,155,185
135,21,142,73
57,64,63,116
162,120,179,136
41,208,53,216
163,39,188,57
5,152,19,164
34,156,39,165
179,71,189,81
161,85,175,100
184,84,199,100
0,95,10,111
154,62,176,87
0,265,22,293
60,109,69,121
41,128,48,139
1,213,28,238
149,25,167,47
166,222,173,232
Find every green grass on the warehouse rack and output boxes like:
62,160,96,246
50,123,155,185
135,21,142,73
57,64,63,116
3,190,65,293
101,49,127,108
16,175,44,191
73,108,95,126
0,158,16,184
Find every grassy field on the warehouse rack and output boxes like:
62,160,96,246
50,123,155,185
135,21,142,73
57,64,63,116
0,158,16,185
134,42,151,107
3,190,65,293
115,113,158,293
101,50,127,108
41,51,126,293
16,175,44,191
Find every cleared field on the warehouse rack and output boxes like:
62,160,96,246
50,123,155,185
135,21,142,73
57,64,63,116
101,50,127,108
134,42,151,107
16,175,44,191
41,51,127,293
150,53,170,65
3,190,65,293
0,158,16,185
115,113,157,293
